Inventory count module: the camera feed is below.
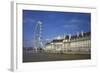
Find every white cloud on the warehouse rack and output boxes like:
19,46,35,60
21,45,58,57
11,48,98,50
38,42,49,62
54,35,64,39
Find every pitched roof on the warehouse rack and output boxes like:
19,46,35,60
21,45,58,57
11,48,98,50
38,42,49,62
65,35,69,39
45,32,91,45
51,39,64,43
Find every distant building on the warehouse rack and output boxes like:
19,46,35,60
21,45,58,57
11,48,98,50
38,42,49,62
44,32,91,54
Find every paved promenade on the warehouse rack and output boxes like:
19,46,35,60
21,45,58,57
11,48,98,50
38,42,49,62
23,50,91,62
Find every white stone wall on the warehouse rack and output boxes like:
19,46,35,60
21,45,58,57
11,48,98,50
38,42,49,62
45,37,91,54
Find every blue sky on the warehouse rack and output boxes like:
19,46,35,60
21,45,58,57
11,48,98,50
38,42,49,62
23,10,91,47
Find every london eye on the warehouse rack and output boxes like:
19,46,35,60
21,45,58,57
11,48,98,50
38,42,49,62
33,21,44,52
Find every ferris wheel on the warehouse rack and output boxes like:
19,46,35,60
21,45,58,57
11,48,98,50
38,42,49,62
33,21,44,52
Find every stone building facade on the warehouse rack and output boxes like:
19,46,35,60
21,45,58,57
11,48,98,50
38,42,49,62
44,32,91,54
